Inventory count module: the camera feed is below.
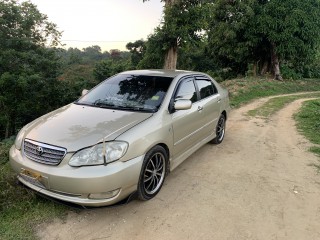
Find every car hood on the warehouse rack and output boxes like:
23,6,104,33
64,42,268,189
24,103,153,152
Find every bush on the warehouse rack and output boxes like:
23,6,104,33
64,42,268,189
281,64,303,80
0,137,14,165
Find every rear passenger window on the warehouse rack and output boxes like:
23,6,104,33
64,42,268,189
196,78,217,99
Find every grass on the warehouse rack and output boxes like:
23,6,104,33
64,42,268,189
221,77,320,108
247,93,320,118
0,139,67,240
294,99,320,171
1,77,320,239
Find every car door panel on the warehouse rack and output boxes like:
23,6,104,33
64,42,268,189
171,76,204,159
198,93,221,138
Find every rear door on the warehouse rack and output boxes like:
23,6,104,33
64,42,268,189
194,75,221,138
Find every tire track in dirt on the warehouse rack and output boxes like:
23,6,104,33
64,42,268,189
38,95,320,240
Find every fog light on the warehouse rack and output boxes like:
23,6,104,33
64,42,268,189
89,189,120,199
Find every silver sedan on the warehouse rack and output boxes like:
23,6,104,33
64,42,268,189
9,69,230,206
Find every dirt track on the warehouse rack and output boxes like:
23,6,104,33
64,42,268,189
38,96,320,240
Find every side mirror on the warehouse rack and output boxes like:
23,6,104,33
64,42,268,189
174,99,192,110
81,89,89,96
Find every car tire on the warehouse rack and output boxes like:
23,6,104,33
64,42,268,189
137,145,167,201
210,114,226,144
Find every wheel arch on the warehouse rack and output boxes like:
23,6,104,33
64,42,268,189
221,110,227,120
155,143,170,174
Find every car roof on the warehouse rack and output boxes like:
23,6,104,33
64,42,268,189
119,69,196,78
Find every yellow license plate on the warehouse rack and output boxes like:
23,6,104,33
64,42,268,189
21,169,42,180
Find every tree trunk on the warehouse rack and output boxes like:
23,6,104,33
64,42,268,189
260,60,269,76
253,62,257,77
163,0,178,70
271,42,283,81
163,44,178,70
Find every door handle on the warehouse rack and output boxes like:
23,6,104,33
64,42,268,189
198,106,203,111
218,99,221,103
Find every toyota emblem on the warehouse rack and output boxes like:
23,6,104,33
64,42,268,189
36,146,44,156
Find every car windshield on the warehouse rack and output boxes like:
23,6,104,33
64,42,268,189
76,74,174,112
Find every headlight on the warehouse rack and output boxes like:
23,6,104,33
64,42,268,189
69,141,128,167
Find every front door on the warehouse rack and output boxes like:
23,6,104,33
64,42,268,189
171,76,205,159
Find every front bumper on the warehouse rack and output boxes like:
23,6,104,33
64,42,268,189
9,146,144,207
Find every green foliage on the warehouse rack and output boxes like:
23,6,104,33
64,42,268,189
295,100,320,146
126,40,146,67
207,0,255,64
55,46,111,66
221,78,320,108
93,59,131,81
162,0,209,48
137,28,166,69
59,64,98,97
207,0,320,78
256,0,320,61
0,0,69,139
140,0,212,68
248,93,320,117
295,99,320,169
0,0,61,48
280,64,303,80
0,138,13,165
55,46,131,99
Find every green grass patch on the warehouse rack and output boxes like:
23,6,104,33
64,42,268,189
221,77,320,108
0,139,68,240
247,93,320,118
295,99,320,170
295,99,320,145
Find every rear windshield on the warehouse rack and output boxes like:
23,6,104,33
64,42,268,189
76,74,174,112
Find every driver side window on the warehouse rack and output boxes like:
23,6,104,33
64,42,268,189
175,77,197,103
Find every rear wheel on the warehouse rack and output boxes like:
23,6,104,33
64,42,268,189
211,114,226,144
137,146,167,201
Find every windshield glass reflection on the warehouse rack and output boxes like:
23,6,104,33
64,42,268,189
77,74,173,112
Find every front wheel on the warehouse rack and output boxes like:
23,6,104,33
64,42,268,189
210,114,226,144
137,146,167,201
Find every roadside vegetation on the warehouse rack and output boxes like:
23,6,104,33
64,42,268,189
247,93,320,118
221,77,320,108
295,100,320,171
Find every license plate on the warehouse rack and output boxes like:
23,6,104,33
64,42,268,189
21,169,42,180
20,169,45,188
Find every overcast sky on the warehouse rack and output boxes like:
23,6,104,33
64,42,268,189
29,0,164,51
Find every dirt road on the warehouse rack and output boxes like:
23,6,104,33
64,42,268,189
38,96,320,240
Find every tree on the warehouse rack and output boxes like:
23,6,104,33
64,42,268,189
142,0,210,69
207,0,320,80
93,51,132,81
126,39,146,67
0,0,64,138
82,45,104,62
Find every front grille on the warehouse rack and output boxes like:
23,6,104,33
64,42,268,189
23,139,67,165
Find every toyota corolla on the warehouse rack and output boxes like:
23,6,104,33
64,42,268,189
9,69,230,207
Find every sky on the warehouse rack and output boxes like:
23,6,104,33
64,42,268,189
28,0,164,52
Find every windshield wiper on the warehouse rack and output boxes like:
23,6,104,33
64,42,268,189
93,99,116,108
117,105,156,112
